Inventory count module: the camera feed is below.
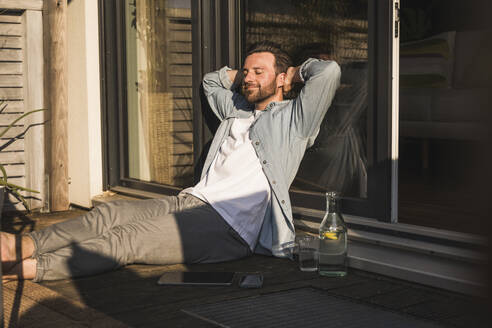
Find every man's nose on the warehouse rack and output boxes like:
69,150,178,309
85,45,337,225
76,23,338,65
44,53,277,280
244,71,254,83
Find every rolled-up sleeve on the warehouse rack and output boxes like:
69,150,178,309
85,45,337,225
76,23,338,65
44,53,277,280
291,58,341,138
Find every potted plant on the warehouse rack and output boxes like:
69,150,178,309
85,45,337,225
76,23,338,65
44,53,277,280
0,102,46,213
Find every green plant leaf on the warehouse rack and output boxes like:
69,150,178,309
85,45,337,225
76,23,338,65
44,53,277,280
0,108,47,138
0,106,46,212
0,164,7,184
0,101,8,114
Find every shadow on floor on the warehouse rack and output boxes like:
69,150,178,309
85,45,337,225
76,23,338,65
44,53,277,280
2,209,490,327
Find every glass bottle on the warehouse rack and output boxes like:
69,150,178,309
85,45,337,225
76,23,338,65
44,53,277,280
318,191,347,276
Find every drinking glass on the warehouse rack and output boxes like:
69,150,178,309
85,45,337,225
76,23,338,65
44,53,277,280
297,235,319,272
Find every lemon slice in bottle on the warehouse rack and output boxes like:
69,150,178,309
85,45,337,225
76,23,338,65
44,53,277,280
323,232,339,240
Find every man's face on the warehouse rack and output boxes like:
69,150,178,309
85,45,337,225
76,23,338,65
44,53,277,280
241,52,279,104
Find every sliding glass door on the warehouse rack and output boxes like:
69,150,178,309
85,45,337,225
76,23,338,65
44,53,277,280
245,0,369,199
398,0,490,235
243,0,393,220
124,0,193,188
100,0,395,219
100,0,195,193
100,0,491,238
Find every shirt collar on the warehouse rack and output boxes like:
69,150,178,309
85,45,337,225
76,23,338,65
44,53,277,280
225,100,290,119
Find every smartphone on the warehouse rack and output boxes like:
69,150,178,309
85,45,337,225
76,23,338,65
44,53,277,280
239,273,263,288
157,271,235,286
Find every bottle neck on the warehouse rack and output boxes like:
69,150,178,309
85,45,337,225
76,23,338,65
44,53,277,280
326,196,338,214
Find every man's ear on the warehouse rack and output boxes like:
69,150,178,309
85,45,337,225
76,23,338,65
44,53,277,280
276,72,286,87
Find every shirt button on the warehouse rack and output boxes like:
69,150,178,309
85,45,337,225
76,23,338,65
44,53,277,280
255,141,260,145
281,200,285,204
272,181,276,184
263,160,267,164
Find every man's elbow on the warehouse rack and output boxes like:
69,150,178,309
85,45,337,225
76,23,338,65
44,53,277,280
322,61,341,86
202,71,221,96
306,59,341,87
202,71,218,86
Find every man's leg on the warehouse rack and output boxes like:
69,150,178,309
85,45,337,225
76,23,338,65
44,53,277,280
1,196,180,274
32,195,252,281
29,197,181,257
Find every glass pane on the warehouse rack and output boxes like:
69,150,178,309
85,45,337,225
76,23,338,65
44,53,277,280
398,0,489,234
124,0,193,187
245,0,369,198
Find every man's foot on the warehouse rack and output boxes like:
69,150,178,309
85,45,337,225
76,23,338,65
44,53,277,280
1,232,19,273
1,232,35,273
2,258,37,282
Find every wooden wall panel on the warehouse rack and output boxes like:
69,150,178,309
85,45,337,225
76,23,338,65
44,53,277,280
0,13,26,212
172,132,193,144
168,41,191,53
0,14,21,23
0,23,23,36
0,112,20,124
2,163,25,176
1,9,45,212
0,150,24,164
0,126,25,138
22,9,46,211
0,138,23,152
172,109,192,121
0,62,22,74
0,0,43,11
166,8,193,185
0,88,23,99
0,48,23,61
0,100,24,112
0,36,22,48
0,75,23,87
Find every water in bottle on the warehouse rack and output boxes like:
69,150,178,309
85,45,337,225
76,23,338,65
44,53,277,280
318,191,347,276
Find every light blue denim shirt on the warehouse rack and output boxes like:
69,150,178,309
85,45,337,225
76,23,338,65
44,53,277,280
202,58,341,257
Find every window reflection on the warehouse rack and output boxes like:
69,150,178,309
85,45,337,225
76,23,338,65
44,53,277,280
245,0,369,198
398,0,489,234
125,0,193,187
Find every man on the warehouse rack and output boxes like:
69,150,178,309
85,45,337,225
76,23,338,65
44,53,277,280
1,41,340,282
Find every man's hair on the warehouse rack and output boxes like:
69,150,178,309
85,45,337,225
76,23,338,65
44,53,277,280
245,41,292,74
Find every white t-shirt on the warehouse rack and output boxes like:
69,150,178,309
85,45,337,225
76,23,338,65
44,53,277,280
183,111,271,250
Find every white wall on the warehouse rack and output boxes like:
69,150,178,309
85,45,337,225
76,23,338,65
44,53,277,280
67,0,103,208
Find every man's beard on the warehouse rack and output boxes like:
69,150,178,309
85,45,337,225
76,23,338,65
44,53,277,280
242,79,277,104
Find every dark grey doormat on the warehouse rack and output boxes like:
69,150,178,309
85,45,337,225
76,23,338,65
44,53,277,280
182,287,441,328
